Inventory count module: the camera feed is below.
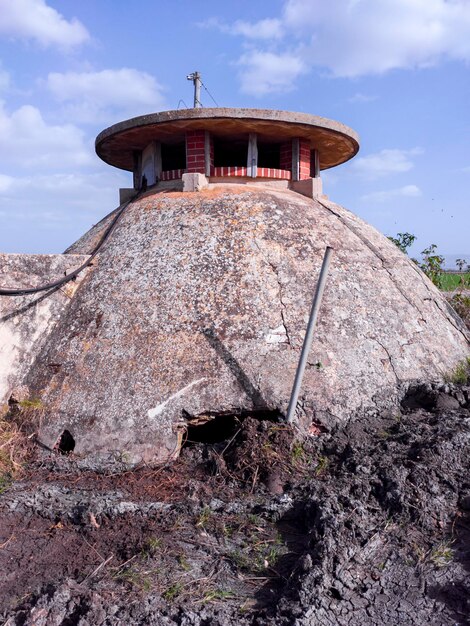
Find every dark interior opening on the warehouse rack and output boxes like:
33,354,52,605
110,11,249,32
213,137,248,168
257,142,281,169
182,410,281,447
161,141,186,171
57,429,75,454
310,150,319,178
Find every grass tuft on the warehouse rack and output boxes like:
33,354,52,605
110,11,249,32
444,358,470,384
0,418,31,490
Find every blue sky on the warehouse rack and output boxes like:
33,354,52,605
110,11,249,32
0,0,469,264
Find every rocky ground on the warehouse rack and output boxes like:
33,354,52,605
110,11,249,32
1,378,469,625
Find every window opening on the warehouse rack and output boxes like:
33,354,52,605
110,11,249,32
161,141,186,171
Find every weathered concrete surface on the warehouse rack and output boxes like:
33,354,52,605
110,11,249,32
0,254,90,409
19,186,469,464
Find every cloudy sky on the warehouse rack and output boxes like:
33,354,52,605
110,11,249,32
0,0,469,263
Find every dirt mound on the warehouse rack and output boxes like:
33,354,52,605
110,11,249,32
1,382,469,625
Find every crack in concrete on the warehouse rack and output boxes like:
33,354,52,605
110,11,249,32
253,239,292,347
373,338,400,382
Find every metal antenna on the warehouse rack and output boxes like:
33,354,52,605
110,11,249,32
186,71,202,108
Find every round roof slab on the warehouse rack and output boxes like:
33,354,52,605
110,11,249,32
95,108,360,172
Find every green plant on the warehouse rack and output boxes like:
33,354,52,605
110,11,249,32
18,398,43,410
202,588,235,603
418,244,445,287
0,418,30,488
315,455,329,475
451,294,470,329
195,507,212,530
388,232,416,254
162,582,183,602
141,537,162,560
178,554,191,571
291,441,306,463
0,473,12,494
444,358,470,384
115,567,152,591
430,541,453,567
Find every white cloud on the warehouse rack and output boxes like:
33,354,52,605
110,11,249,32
46,68,166,123
222,0,470,92
0,0,89,49
352,148,423,180
231,18,283,40
361,184,422,203
202,17,283,40
282,0,470,77
0,102,92,169
237,50,305,96
348,92,377,104
202,17,284,39
0,169,130,249
0,67,10,92
0,174,14,192
0,170,127,207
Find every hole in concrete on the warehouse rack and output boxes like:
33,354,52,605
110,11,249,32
57,430,75,454
330,587,342,600
182,410,281,447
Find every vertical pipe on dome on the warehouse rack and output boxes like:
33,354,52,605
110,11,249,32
286,246,333,424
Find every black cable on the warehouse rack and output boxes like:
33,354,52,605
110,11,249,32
200,80,219,107
0,192,138,297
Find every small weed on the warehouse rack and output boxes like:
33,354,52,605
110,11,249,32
315,455,329,475
0,418,30,488
116,567,152,591
291,441,306,463
141,537,162,559
378,430,391,439
195,507,212,530
412,543,426,563
18,398,43,410
147,537,162,552
444,358,470,384
430,541,453,567
247,513,264,527
202,588,235,603
0,472,12,494
162,582,183,602
229,549,252,570
178,554,191,571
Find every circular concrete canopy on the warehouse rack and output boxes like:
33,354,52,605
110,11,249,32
95,108,360,172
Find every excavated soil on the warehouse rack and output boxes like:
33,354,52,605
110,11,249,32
1,381,470,625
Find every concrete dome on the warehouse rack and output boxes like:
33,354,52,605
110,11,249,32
21,185,468,464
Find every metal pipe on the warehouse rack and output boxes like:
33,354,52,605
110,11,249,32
286,246,333,423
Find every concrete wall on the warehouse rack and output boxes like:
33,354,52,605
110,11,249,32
0,254,90,410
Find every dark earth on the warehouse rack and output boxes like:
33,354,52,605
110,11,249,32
1,379,469,625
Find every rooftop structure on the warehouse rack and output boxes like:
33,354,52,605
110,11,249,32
95,108,359,199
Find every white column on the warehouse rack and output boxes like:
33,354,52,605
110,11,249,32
247,133,258,178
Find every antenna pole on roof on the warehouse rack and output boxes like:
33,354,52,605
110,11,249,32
186,71,202,108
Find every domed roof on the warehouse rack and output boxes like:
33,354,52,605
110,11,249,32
24,185,468,464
